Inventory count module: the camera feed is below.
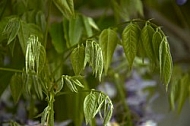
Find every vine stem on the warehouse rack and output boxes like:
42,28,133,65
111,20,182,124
44,0,53,47
0,67,23,73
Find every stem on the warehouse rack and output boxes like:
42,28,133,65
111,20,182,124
48,91,55,126
0,67,23,73
114,73,132,126
44,0,52,47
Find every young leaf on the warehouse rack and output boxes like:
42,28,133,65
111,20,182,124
53,0,75,20
65,76,78,92
3,17,20,44
152,28,163,60
25,35,46,75
83,92,97,125
122,22,140,69
99,28,118,74
84,40,104,80
141,23,155,61
71,45,85,75
159,37,173,90
10,73,23,103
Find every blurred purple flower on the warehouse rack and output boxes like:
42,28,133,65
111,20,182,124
176,0,187,5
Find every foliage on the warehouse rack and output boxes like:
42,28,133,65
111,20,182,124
1,0,189,125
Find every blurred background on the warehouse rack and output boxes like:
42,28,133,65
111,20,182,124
1,0,190,126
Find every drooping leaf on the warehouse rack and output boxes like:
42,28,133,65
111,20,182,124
2,17,20,44
152,28,163,60
83,91,113,126
141,23,155,61
99,28,118,74
10,73,23,103
177,74,190,113
83,92,97,125
71,45,85,75
63,14,83,47
122,22,140,69
159,37,173,90
84,40,104,80
62,75,84,93
53,0,75,20
25,35,46,75
50,22,66,53
32,75,43,99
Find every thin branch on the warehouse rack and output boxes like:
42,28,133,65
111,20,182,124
0,67,23,73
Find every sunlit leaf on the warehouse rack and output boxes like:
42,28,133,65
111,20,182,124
83,91,113,126
25,35,46,75
62,75,84,92
159,37,173,90
99,28,118,74
83,92,97,125
10,73,23,103
122,22,140,69
84,40,103,80
71,45,85,75
53,0,75,20
141,23,155,61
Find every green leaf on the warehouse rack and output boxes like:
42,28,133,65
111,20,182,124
53,0,75,20
99,28,118,74
83,91,113,126
71,45,85,75
25,35,46,74
152,28,163,60
83,92,97,125
141,23,155,61
177,74,190,113
62,75,84,92
10,73,23,103
82,15,93,37
50,22,66,53
159,37,173,90
122,22,140,69
18,21,43,54
2,17,20,44
63,14,83,47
